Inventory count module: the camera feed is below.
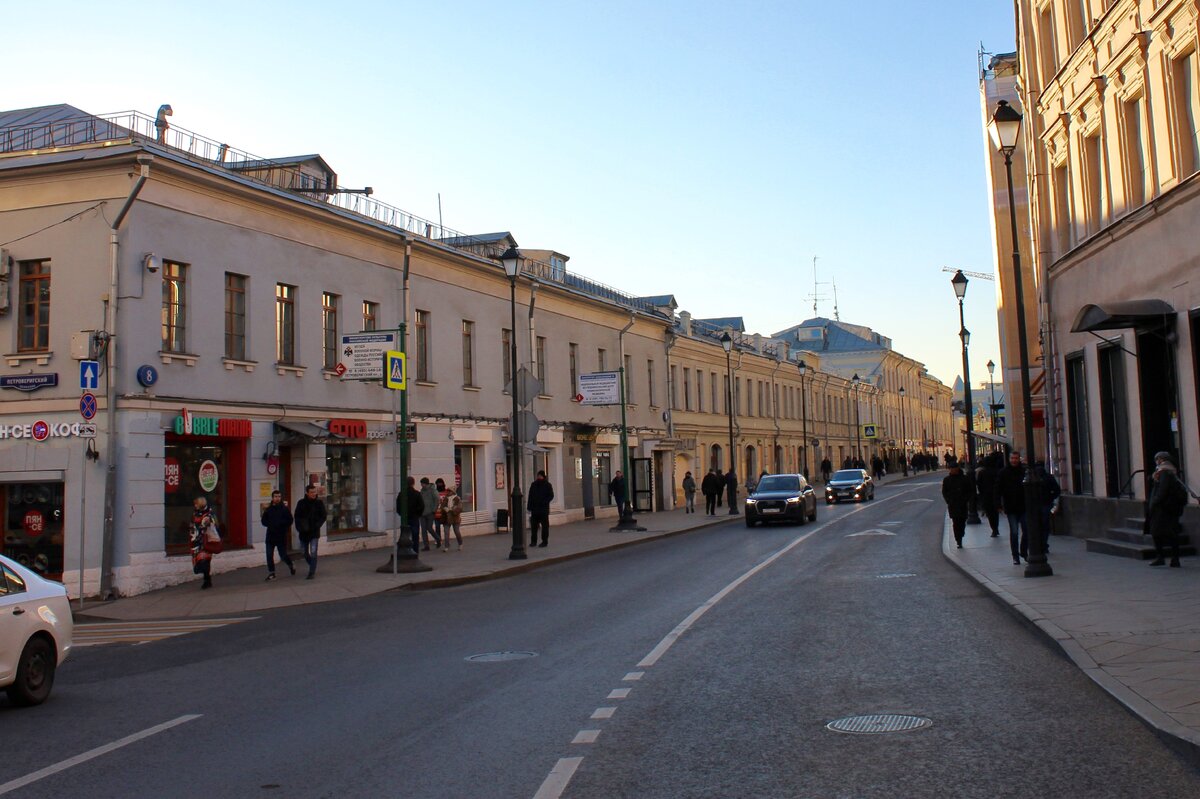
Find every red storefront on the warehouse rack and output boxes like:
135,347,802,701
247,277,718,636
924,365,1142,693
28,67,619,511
164,409,251,554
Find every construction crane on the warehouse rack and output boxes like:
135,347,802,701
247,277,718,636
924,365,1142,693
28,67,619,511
942,266,995,281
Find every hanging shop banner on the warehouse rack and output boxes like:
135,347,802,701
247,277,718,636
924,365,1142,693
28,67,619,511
578,371,621,406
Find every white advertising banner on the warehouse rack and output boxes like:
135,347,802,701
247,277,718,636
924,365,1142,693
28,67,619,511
579,371,621,406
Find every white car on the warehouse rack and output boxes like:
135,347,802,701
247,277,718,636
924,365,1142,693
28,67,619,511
0,554,72,706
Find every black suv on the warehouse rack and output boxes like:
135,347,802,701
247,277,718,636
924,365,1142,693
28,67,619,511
744,474,818,527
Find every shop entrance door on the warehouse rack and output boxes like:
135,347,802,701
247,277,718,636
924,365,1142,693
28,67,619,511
632,457,652,513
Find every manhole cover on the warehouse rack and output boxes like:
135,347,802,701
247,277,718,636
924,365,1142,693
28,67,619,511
465,651,537,662
876,573,917,579
826,714,932,734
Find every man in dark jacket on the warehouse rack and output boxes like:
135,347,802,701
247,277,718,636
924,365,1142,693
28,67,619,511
701,468,721,516
820,457,832,483
1146,451,1187,567
942,459,974,549
397,476,424,555
609,470,627,512
996,451,1028,565
975,452,1002,537
293,484,327,579
724,468,738,515
261,490,295,580
527,470,555,547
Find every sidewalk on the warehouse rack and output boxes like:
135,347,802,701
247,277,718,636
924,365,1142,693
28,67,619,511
944,518,1200,763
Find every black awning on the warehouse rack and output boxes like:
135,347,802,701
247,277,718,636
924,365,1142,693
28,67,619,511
274,420,344,445
1071,299,1176,332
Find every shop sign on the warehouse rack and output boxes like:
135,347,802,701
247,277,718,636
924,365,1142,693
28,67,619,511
173,408,252,438
164,457,182,493
327,419,368,439
22,509,45,537
0,373,58,392
0,421,91,440
198,459,220,492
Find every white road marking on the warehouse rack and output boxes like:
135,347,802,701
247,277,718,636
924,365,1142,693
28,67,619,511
637,484,927,669
607,688,631,699
623,671,644,681
532,757,583,799
572,730,601,744
846,529,897,537
0,714,201,796
904,498,934,503
880,521,902,526
591,707,616,719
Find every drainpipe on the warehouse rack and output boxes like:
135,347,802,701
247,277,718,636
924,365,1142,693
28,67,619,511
100,152,153,599
663,329,677,438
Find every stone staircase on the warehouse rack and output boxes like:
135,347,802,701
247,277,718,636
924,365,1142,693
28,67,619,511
1086,514,1198,559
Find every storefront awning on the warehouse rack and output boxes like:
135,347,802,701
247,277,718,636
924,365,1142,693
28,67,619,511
969,429,1011,447
274,420,342,444
1070,299,1175,333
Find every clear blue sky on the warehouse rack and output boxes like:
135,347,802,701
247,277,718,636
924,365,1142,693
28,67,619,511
9,1,1015,387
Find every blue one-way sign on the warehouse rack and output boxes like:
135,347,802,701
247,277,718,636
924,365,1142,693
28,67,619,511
80,360,100,391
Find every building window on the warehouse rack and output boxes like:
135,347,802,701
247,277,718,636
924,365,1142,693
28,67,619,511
1065,353,1093,495
1037,5,1058,85
362,301,378,332
16,259,51,352
1172,50,1200,179
162,261,187,353
670,365,679,409
322,292,339,370
224,273,247,360
1053,162,1072,257
569,343,579,394
414,309,429,381
275,283,296,365
647,359,656,407
683,367,692,410
1122,96,1148,210
696,370,704,412
536,336,547,384
502,328,512,387
462,320,475,386
1082,133,1104,236
711,372,718,413
598,348,607,371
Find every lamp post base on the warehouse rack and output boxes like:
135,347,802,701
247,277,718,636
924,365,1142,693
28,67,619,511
611,504,647,531
375,554,432,574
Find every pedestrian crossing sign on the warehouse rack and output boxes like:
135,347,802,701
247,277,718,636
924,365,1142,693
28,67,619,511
384,351,406,390
862,424,878,439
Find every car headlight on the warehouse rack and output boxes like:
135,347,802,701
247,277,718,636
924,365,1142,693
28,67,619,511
786,497,801,504
744,498,755,506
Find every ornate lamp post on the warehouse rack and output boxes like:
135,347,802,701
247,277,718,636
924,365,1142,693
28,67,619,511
898,386,908,476
500,246,527,561
720,332,738,514
952,270,981,524
989,98,1051,576
798,359,809,479
986,359,998,436
927,395,934,460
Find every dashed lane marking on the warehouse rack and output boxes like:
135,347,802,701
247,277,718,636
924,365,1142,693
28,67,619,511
591,707,616,719
73,617,258,647
623,671,644,681
607,688,631,699
571,730,600,744
532,758,583,799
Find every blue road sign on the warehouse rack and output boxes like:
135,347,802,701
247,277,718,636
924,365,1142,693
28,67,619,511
80,392,98,421
136,364,159,387
80,360,100,390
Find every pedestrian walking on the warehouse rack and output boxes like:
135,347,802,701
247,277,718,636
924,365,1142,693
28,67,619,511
820,457,832,483
433,477,448,544
1032,461,1061,551
609,470,627,512
724,468,738,515
996,451,1028,565
942,459,973,549
399,476,424,555
419,477,442,552
975,452,1002,537
438,486,464,551
294,484,327,579
701,468,720,515
190,496,220,589
261,490,295,580
527,470,554,547
1146,451,1187,568
681,471,697,513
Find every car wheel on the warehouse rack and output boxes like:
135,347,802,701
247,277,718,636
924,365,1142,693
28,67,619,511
808,506,818,522
796,510,806,526
745,518,756,528
6,636,56,707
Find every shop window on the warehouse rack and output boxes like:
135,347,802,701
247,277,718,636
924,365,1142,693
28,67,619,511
164,442,230,554
454,445,476,512
326,445,367,534
1,482,65,580
17,260,51,352
594,451,613,505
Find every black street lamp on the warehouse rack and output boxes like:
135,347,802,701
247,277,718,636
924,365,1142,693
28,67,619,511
720,332,738,514
798,359,809,479
851,373,862,465
987,359,998,436
952,270,982,525
927,395,934,457
990,98,1051,577
898,386,908,476
500,246,527,561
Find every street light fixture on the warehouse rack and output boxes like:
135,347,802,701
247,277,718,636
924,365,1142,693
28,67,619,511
720,332,738,514
986,359,998,435
798,359,809,479
927,395,934,459
500,246,527,561
990,98,1051,577
952,269,981,524
898,386,908,476
851,373,862,466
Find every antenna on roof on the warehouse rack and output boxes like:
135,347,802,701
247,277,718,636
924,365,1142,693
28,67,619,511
438,193,444,238
804,256,829,319
831,278,841,322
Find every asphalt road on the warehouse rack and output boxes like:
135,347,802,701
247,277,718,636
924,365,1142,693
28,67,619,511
2,477,1198,798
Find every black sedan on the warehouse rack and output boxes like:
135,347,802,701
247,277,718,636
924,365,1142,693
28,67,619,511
824,468,875,504
744,474,818,527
